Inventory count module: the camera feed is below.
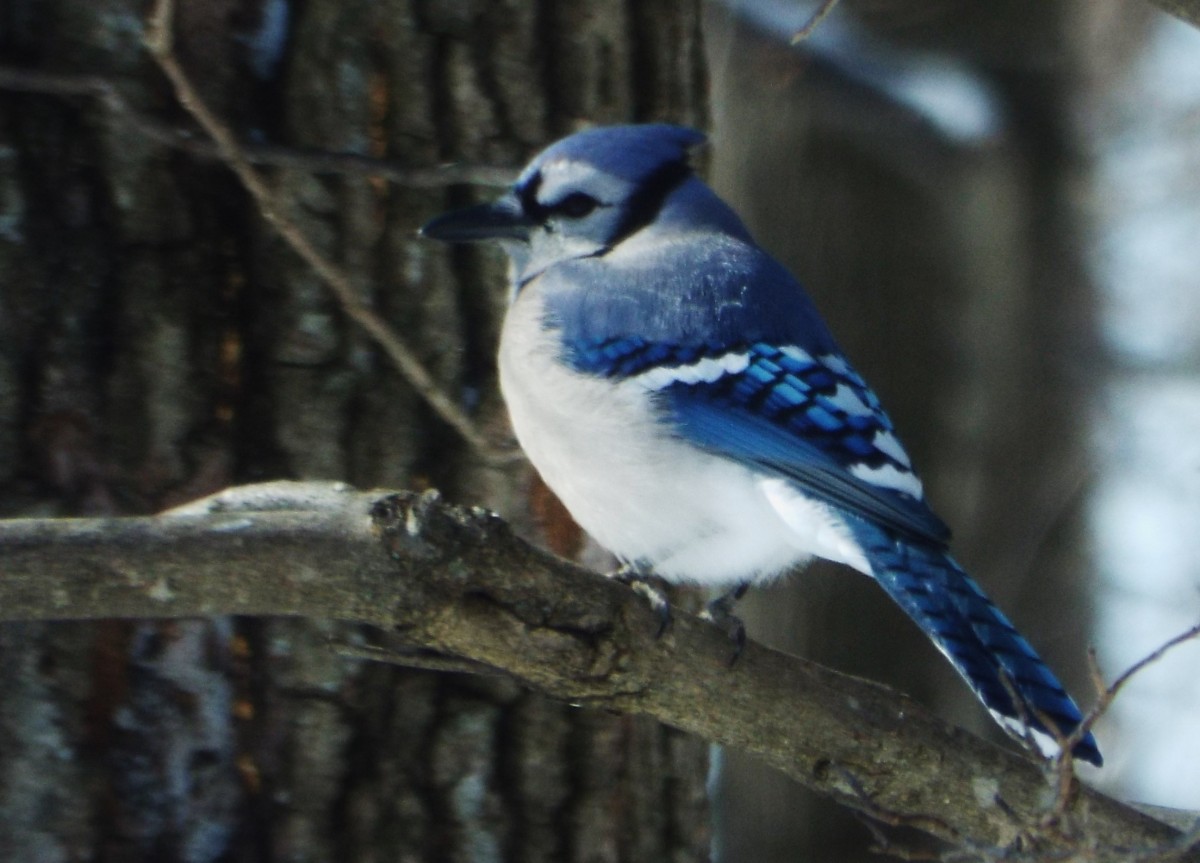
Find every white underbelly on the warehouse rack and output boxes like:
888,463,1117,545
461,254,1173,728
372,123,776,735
497,290,868,585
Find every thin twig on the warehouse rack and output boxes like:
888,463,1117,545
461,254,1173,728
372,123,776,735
0,65,514,187
141,0,517,465
1048,623,1200,820
1073,623,1200,755
791,0,842,43
1092,622,1200,706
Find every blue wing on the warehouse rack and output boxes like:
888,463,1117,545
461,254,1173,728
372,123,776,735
570,335,951,546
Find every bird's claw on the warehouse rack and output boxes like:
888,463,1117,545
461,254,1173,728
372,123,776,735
700,583,750,666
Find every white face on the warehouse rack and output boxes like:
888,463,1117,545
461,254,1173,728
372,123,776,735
422,125,707,294
512,156,638,284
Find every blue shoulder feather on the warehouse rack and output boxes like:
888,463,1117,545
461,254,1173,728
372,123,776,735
542,233,840,355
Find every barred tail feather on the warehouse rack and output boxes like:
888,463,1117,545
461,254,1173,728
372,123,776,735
848,518,1102,766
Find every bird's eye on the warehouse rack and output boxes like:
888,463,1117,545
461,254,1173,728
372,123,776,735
550,192,600,219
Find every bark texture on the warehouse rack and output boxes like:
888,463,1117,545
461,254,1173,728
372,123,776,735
0,2,709,861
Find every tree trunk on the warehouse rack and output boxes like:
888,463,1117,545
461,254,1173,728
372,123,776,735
0,2,710,861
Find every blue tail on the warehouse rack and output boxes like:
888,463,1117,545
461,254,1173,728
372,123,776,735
848,518,1102,765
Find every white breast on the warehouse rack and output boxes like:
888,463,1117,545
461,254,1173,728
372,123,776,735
497,282,870,585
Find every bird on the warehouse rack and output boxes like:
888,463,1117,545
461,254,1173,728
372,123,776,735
420,123,1101,766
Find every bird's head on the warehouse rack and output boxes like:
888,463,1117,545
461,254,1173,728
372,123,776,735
421,124,705,285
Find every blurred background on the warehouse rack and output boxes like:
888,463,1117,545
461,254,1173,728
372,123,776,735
0,0,1198,861
707,1,1200,859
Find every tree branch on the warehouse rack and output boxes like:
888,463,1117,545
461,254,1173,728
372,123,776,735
0,482,1191,860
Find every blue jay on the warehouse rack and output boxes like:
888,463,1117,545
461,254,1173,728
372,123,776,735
421,124,1101,765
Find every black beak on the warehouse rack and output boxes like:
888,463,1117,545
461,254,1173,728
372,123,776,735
420,195,533,243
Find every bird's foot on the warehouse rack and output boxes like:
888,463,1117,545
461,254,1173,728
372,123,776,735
699,583,750,665
609,563,672,638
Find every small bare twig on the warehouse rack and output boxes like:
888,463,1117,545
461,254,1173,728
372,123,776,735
1087,622,1200,716
995,665,1054,760
1046,623,1200,823
1082,623,1200,747
0,66,513,187
791,0,842,43
141,0,517,465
